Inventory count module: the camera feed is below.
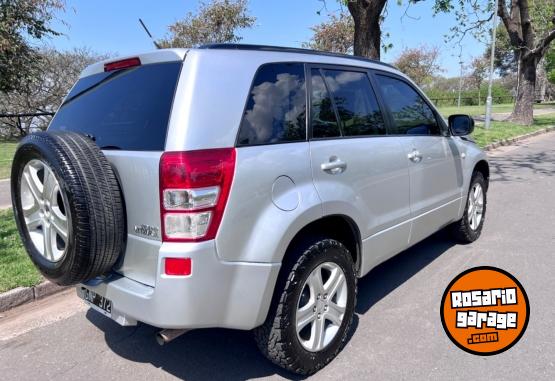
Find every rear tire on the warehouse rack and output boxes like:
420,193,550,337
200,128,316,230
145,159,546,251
451,171,487,243
254,238,357,375
11,131,126,285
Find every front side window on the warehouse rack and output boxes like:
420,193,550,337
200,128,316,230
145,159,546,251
321,70,385,136
237,63,306,146
375,74,440,136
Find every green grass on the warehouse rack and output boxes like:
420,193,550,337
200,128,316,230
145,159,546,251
0,142,18,180
0,209,42,293
471,113,555,148
437,103,515,117
436,102,555,118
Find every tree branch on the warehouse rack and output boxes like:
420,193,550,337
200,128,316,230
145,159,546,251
498,0,523,48
532,26,555,58
518,0,534,47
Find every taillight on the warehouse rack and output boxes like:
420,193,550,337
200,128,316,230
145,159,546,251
104,57,141,72
159,148,236,242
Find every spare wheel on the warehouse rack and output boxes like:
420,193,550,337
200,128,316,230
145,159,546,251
11,131,126,286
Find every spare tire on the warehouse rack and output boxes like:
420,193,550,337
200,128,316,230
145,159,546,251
11,131,125,286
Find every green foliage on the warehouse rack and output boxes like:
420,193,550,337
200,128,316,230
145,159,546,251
425,83,512,107
436,103,516,117
471,113,555,148
158,0,256,48
0,0,65,93
393,45,442,86
0,209,42,293
546,48,555,84
434,0,555,56
491,26,517,77
304,12,354,53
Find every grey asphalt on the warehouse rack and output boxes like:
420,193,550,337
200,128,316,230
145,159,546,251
1,133,555,380
0,179,11,209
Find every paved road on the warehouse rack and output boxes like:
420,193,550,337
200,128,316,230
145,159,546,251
0,179,10,209
1,133,555,380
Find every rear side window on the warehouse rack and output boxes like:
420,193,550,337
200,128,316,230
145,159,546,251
310,69,341,138
374,74,440,136
49,62,182,151
321,69,385,136
237,63,306,146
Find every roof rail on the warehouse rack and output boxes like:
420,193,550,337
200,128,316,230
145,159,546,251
198,43,397,70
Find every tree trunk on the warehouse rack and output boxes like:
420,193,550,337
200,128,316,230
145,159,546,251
536,57,547,103
510,55,536,125
347,0,386,60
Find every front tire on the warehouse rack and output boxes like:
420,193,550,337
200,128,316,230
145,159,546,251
451,171,487,243
254,238,357,375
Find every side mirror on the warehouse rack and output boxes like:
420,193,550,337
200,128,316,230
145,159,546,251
449,114,475,136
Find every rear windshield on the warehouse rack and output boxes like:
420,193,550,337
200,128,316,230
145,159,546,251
48,61,182,151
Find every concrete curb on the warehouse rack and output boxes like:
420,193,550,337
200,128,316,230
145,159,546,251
0,281,69,313
483,126,555,151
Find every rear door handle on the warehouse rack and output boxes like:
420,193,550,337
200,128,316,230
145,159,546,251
321,157,347,175
407,149,422,163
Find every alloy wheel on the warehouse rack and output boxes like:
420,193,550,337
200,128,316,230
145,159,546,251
20,159,70,262
296,262,348,352
467,183,484,230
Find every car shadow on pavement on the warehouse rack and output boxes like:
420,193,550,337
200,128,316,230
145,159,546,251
489,145,555,183
87,230,453,381
355,229,455,314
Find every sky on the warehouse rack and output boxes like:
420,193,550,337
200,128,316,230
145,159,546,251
47,0,490,77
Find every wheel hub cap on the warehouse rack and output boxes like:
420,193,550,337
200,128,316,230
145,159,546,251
20,159,70,262
468,183,484,230
296,262,348,352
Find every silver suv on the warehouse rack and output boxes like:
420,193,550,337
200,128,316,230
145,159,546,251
11,44,488,375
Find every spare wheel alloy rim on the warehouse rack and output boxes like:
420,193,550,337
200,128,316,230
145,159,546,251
20,159,71,262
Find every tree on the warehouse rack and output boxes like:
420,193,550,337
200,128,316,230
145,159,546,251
304,12,354,54
0,0,65,93
157,0,256,48
468,56,489,105
434,0,555,125
345,0,387,59
491,26,518,77
393,45,442,86
0,48,108,138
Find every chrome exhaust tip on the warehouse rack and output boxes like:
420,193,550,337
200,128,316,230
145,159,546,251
156,329,189,345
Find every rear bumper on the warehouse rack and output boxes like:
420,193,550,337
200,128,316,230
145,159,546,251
77,241,281,330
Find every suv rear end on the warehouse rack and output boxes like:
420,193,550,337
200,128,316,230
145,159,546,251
45,48,288,329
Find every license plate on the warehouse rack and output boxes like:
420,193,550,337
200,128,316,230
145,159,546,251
81,287,112,317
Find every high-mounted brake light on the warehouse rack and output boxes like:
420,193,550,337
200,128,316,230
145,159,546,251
104,57,141,72
159,148,236,242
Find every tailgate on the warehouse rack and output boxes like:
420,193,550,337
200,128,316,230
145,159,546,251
48,59,184,286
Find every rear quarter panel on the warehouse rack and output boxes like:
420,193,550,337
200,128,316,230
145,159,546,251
216,143,322,263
